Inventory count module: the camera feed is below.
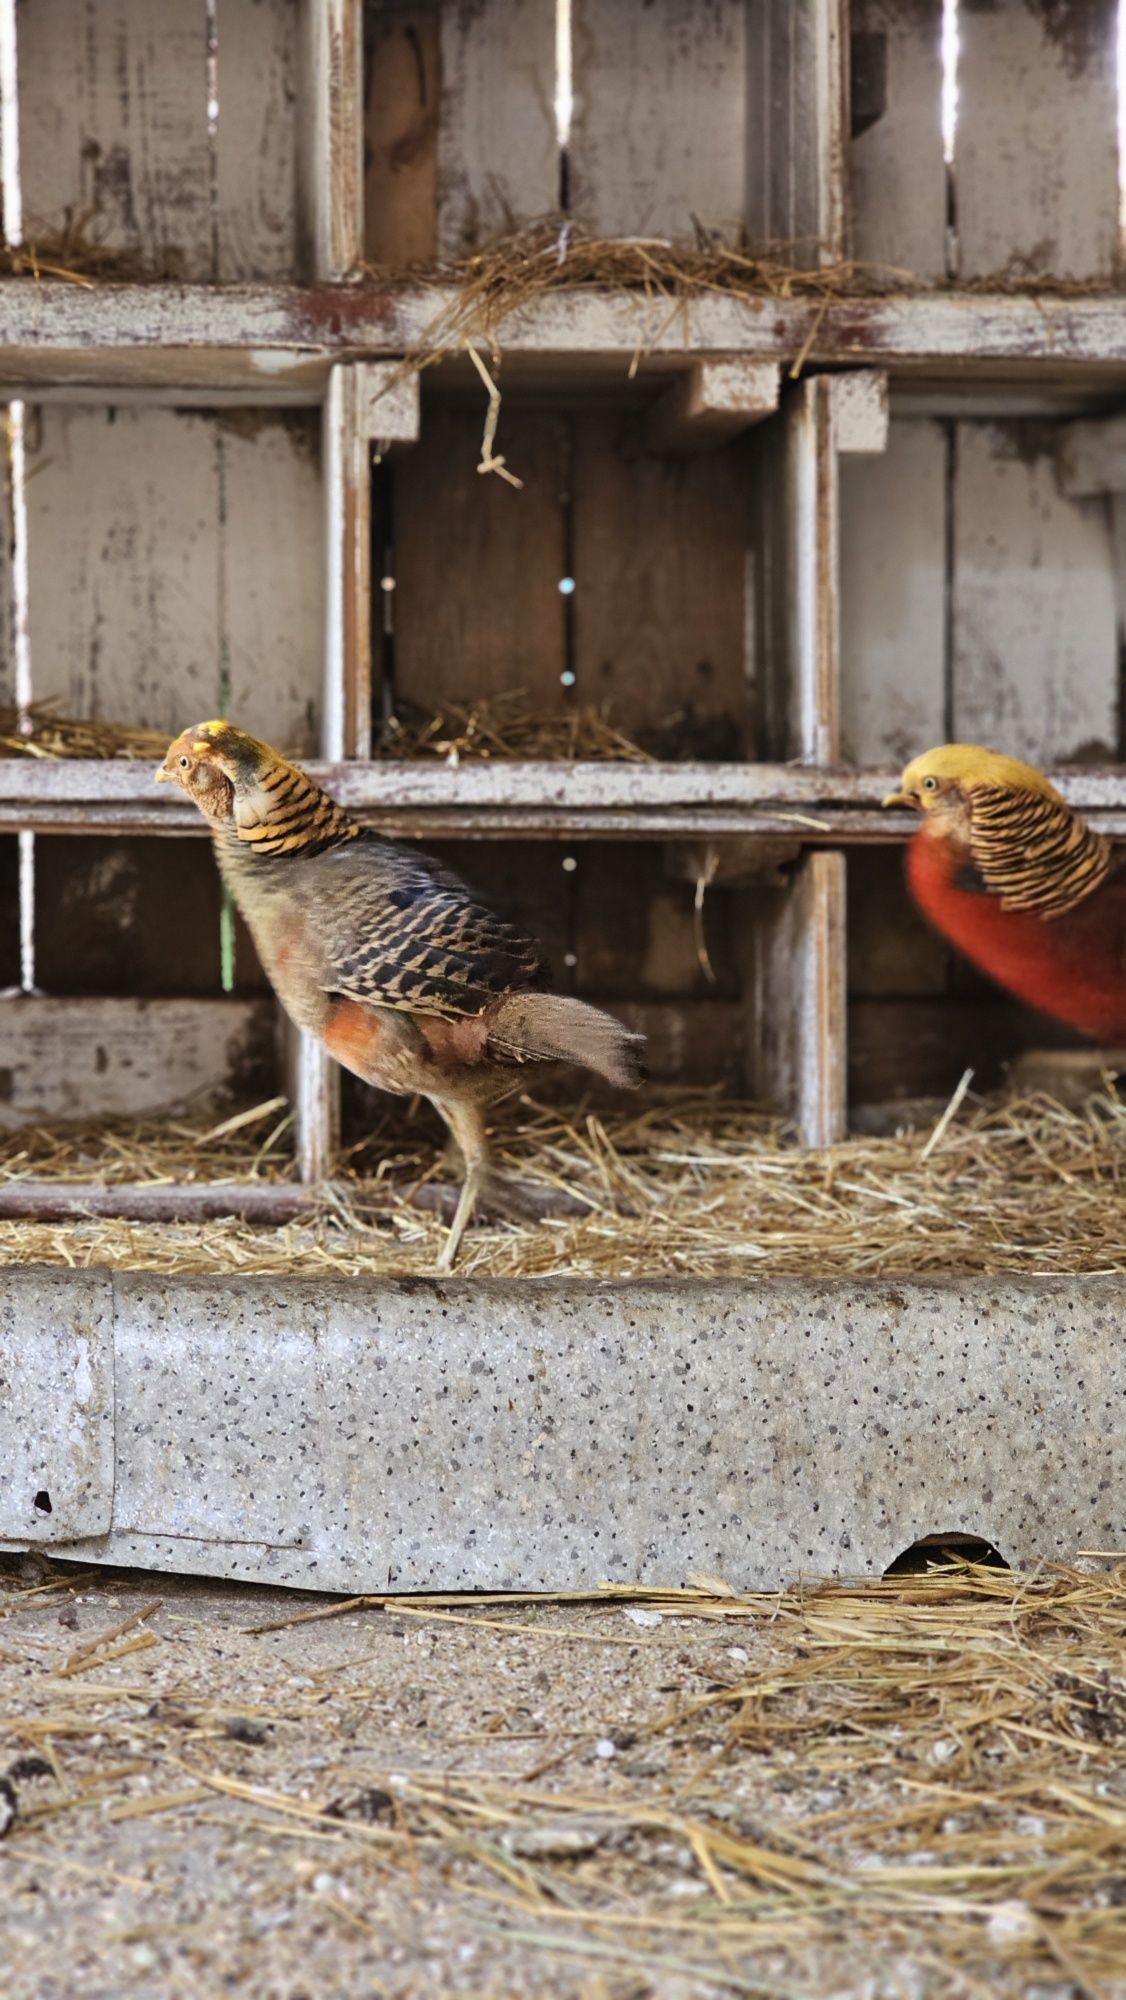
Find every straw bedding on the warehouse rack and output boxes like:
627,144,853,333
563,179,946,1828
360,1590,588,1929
2,1083,1122,1279
2,1560,1125,1995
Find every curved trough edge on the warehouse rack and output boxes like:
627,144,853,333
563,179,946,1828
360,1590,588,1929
0,1269,1121,1593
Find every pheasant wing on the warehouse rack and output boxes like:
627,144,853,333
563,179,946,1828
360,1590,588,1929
308,838,546,1018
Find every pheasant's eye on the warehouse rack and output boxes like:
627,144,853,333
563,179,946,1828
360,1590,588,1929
922,775,938,792
179,755,190,769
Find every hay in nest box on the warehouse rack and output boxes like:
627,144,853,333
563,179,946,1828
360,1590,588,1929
0,225,190,285
0,695,658,765
2,1083,1123,1280
0,701,171,762
376,691,655,763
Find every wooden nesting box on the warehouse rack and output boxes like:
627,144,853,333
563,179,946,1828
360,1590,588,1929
0,0,1123,1588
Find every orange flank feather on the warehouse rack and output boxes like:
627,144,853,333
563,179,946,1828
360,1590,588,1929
907,828,1126,1043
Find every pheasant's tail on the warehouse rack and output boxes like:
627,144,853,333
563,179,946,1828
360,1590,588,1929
486,992,646,1088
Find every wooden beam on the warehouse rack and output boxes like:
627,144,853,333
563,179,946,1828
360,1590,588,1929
745,0,846,266
2,288,1126,395
285,1017,339,1187
747,851,847,1146
645,361,780,454
323,362,420,765
765,376,839,766
323,366,371,763
833,369,889,454
297,0,363,282
0,1183,317,1223
2,760,1125,839
1056,420,1126,667
361,364,421,448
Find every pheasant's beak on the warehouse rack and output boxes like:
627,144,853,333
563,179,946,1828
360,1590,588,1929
155,764,173,784
882,787,914,809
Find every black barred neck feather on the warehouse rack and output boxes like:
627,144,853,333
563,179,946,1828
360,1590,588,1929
969,784,1112,918
229,755,362,859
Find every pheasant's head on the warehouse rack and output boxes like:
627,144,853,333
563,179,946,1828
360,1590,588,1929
882,743,1064,841
156,720,267,825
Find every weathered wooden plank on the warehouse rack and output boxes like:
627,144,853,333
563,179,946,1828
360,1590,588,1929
8,760,1126,824
0,412,12,707
323,366,372,760
363,0,440,266
26,407,220,729
847,846,948,998
645,360,780,455
216,0,300,280
849,0,946,280
436,0,556,255
573,842,739,1001
834,369,889,454
361,363,421,443
951,422,1118,763
849,996,1081,1106
1057,414,1126,497
33,835,230,996
569,0,745,241
0,1182,310,1221
24,407,323,752
6,287,1126,391
321,362,419,760
840,417,946,764
955,0,1118,280
753,377,839,764
0,838,18,988
0,995,275,1127
220,410,326,754
297,0,363,279
392,404,567,711
16,0,214,277
591,998,744,1084
572,409,753,752
286,1016,339,1182
747,850,846,1145
745,0,846,264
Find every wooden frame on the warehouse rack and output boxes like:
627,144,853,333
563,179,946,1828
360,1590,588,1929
2,288,1126,399
1,0,1124,1210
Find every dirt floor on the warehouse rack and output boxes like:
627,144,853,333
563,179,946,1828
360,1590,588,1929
2,1558,1125,2000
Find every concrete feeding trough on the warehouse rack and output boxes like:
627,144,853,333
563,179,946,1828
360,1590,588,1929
2,1269,1121,1592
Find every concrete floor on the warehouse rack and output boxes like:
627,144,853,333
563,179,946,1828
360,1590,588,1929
2,1558,1124,1999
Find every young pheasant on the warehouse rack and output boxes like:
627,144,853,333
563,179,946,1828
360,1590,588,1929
158,721,643,1266
883,743,1126,1042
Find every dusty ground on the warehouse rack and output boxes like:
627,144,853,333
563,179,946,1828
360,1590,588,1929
1,1557,1125,2000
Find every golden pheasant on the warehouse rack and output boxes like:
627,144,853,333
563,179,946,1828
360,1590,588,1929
883,744,1126,1042
157,721,643,1266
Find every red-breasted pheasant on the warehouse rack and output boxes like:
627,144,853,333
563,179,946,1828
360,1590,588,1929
158,721,643,1266
883,744,1126,1042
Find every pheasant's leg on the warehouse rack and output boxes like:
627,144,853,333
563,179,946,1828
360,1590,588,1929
433,1099,490,1274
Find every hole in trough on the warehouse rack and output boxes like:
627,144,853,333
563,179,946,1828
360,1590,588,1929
883,1531,1009,1578
32,1490,52,1517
